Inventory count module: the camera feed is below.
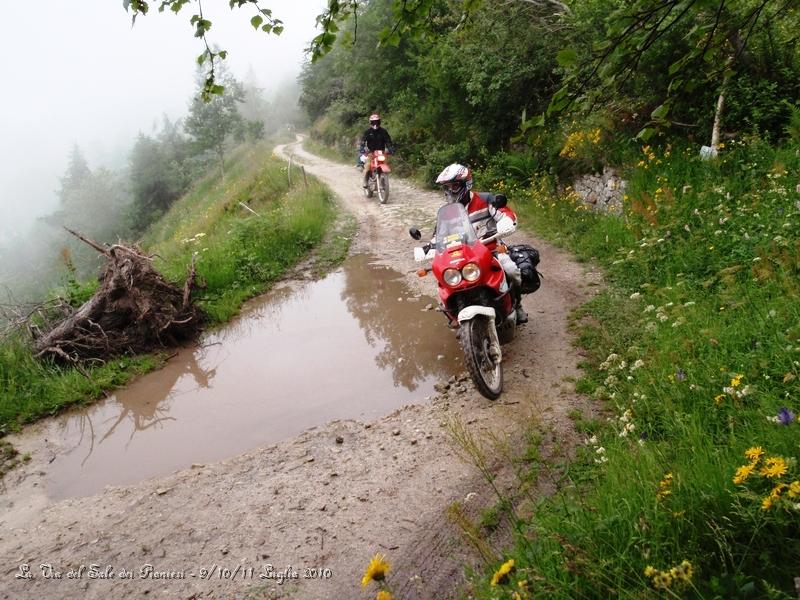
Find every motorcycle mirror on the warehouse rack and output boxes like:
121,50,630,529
488,194,508,209
409,227,422,240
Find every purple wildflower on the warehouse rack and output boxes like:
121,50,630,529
777,407,796,426
675,369,686,382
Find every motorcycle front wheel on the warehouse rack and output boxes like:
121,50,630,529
460,316,503,400
378,173,390,204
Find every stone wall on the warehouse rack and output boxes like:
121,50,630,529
571,167,626,215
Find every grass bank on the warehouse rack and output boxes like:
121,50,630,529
463,136,800,597
0,141,340,434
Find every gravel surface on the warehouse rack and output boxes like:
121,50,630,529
0,138,601,599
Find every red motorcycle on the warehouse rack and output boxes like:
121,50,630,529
362,150,391,204
410,198,519,399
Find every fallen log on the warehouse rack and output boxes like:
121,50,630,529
34,229,202,361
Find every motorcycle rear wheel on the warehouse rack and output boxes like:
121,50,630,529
460,316,503,400
378,173,390,204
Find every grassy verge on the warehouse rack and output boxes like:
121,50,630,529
462,137,800,598
0,141,341,433
303,137,352,164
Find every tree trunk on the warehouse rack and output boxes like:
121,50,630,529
709,62,733,157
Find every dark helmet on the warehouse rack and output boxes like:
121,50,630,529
435,163,473,206
369,113,381,127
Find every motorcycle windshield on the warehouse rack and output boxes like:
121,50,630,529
435,203,478,253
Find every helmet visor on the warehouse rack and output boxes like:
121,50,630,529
443,183,466,203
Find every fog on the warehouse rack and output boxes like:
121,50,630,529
0,0,327,245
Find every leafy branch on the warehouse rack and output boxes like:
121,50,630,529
123,0,283,101
550,0,797,139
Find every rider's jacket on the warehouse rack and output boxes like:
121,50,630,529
467,191,517,230
361,127,393,152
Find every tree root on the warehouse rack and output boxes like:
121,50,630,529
33,229,203,362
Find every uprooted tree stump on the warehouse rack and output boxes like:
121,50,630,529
34,229,203,362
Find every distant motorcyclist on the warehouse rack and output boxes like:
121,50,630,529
359,113,393,187
435,163,528,324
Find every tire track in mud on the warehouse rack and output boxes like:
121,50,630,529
0,138,600,600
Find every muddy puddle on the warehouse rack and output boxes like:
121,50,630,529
34,254,461,500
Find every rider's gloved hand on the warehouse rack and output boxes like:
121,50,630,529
496,215,516,237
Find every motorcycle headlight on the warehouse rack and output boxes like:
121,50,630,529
377,155,386,162
462,262,481,282
443,268,462,287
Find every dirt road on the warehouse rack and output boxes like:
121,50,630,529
0,139,600,599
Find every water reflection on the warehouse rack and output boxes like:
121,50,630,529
340,254,457,390
40,254,460,500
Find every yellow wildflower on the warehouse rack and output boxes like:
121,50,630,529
762,496,773,510
760,457,788,479
652,571,673,589
644,566,657,577
361,554,390,588
744,446,764,462
667,560,693,583
733,463,755,484
788,481,800,498
490,559,515,586
714,394,725,405
376,592,392,600
730,374,743,387
657,472,674,500
770,483,788,499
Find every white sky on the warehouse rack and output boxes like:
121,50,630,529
0,0,327,240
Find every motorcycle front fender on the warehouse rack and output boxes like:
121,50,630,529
378,164,391,173
457,305,496,323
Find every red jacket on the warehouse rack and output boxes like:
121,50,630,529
465,191,517,223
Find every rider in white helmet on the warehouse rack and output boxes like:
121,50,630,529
435,163,528,324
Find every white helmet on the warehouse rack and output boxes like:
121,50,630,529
435,163,473,205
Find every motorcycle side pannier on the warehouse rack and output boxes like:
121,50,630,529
508,244,541,294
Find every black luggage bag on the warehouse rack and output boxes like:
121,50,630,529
508,244,541,294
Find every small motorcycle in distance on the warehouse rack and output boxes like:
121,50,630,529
410,197,519,399
361,150,391,204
